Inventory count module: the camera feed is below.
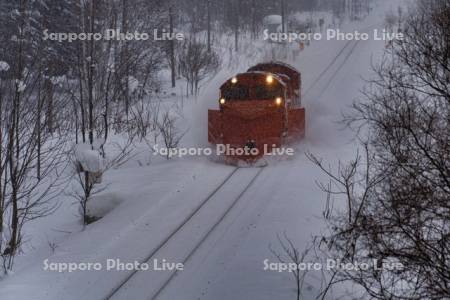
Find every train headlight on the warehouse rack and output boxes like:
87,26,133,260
220,98,226,105
275,97,283,106
231,77,238,84
266,75,273,84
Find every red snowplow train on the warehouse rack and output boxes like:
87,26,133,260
208,62,305,161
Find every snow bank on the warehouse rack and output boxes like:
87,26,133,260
87,192,124,218
74,143,104,173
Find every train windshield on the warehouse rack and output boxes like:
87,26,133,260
254,85,283,100
222,85,283,101
222,85,250,100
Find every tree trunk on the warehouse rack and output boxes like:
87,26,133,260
37,75,43,180
7,3,25,263
78,67,86,143
122,0,130,118
0,119,2,214
234,0,239,52
88,0,95,146
207,0,211,51
251,0,257,39
7,85,21,268
169,5,176,87
79,0,87,143
44,77,54,134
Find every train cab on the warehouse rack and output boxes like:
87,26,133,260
208,62,305,161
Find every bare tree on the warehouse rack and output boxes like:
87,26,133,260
157,110,186,160
73,168,99,226
178,40,220,95
0,0,72,272
310,1,450,298
72,136,134,226
269,232,312,300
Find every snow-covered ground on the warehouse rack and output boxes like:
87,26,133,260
0,1,403,299
153,6,392,300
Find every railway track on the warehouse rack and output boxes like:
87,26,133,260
314,39,361,100
303,23,380,98
303,39,354,97
105,167,265,300
104,28,374,299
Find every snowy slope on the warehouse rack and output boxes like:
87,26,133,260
0,161,235,299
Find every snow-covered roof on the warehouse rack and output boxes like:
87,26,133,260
250,61,301,75
245,71,287,87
